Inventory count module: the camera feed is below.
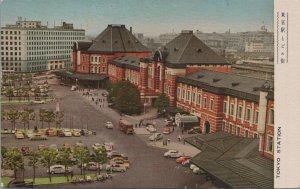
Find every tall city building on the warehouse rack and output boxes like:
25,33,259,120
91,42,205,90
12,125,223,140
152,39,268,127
0,18,85,72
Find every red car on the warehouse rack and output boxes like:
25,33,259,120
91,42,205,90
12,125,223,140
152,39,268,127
45,129,56,137
21,146,30,156
163,127,173,135
176,155,192,163
56,130,65,137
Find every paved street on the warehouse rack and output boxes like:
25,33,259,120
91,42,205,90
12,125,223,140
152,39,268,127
1,82,224,188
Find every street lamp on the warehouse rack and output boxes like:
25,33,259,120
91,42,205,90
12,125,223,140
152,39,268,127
144,103,146,115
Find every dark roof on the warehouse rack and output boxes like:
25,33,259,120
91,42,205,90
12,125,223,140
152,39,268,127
108,56,141,71
73,41,92,51
185,132,273,188
87,25,150,53
177,70,274,102
155,30,229,68
54,70,108,81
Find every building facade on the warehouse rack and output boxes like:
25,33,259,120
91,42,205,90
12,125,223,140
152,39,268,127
72,26,274,160
1,18,85,72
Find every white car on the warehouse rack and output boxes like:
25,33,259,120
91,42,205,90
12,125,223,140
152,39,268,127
164,150,183,158
83,162,103,171
149,133,163,141
146,125,157,133
92,143,103,151
104,142,114,151
48,165,72,174
62,129,72,137
105,121,114,129
190,164,197,170
192,167,205,174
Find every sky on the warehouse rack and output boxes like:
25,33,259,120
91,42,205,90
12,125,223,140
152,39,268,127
0,0,274,37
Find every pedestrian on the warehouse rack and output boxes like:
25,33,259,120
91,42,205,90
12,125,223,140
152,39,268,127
70,171,74,179
165,139,168,146
178,135,181,142
172,127,175,132
167,139,170,144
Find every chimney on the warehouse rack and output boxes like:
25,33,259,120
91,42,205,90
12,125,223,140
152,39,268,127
130,26,132,33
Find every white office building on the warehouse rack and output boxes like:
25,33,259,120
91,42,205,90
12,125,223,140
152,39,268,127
1,18,85,72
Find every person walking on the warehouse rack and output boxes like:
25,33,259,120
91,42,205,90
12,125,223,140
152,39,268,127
178,135,181,142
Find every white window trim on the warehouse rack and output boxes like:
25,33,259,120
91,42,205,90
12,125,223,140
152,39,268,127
237,105,243,119
230,103,235,116
269,108,274,125
266,135,274,153
245,108,251,122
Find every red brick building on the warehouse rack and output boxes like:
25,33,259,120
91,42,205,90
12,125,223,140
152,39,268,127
71,24,151,87
71,26,274,159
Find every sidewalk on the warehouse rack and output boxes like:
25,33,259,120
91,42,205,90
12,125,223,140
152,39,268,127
149,139,201,156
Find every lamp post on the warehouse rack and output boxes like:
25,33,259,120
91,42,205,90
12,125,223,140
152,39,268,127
144,103,146,115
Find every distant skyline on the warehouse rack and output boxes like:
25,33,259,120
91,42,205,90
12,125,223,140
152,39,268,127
0,0,274,36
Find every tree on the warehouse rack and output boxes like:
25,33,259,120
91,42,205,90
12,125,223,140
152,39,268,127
57,148,75,181
39,148,58,183
55,111,64,128
107,80,128,104
20,111,30,131
43,110,55,129
1,146,7,168
6,86,14,102
154,93,170,113
73,146,90,178
114,81,142,115
92,147,108,175
7,109,20,130
3,148,23,179
39,109,46,129
28,151,40,183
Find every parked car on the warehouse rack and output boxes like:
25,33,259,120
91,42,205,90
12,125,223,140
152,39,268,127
105,121,114,129
103,142,114,151
110,158,130,169
190,164,197,170
149,133,163,141
80,129,93,136
105,164,126,172
192,167,206,175
187,127,202,134
176,155,191,163
107,151,124,159
63,129,72,137
146,125,157,133
57,130,65,137
45,129,56,137
72,129,81,137
25,130,34,138
182,160,191,167
164,150,183,158
83,162,103,171
15,131,25,139
21,146,30,156
92,143,103,151
102,92,108,97
2,128,10,134
47,165,72,174
163,127,173,135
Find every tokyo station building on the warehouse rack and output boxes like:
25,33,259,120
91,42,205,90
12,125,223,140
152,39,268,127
70,25,274,160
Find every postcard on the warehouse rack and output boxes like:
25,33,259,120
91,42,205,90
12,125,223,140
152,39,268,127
0,0,299,188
